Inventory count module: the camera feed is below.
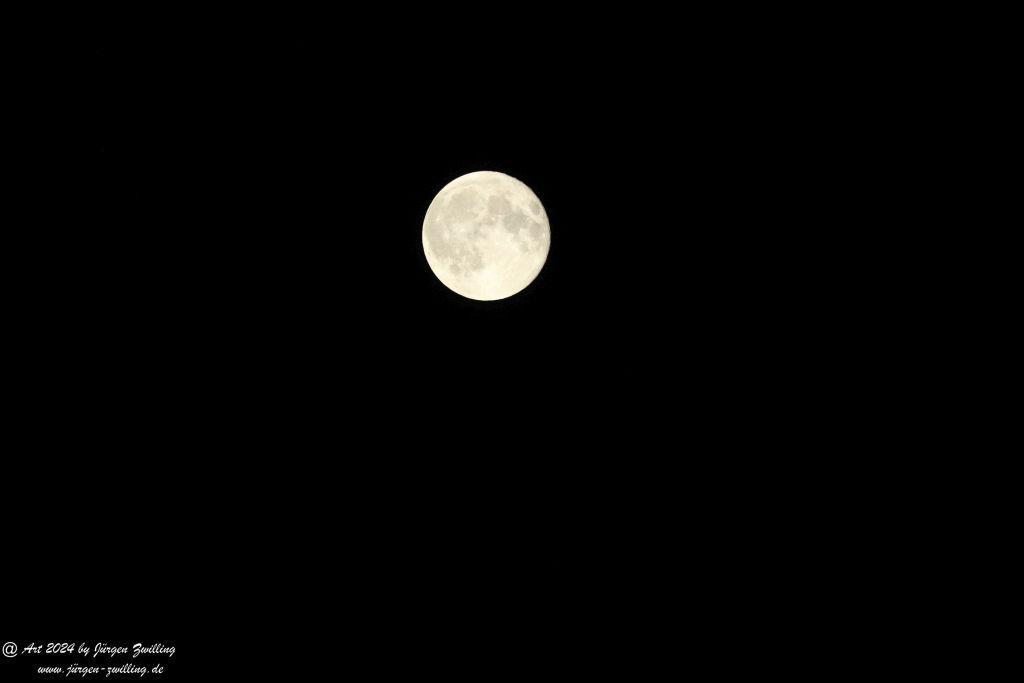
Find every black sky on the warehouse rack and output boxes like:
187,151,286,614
5,9,884,677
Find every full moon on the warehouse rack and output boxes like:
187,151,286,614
422,171,550,301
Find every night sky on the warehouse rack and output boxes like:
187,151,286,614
4,9,868,678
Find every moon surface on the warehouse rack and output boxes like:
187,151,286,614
422,171,550,301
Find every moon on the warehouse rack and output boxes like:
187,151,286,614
422,171,550,301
